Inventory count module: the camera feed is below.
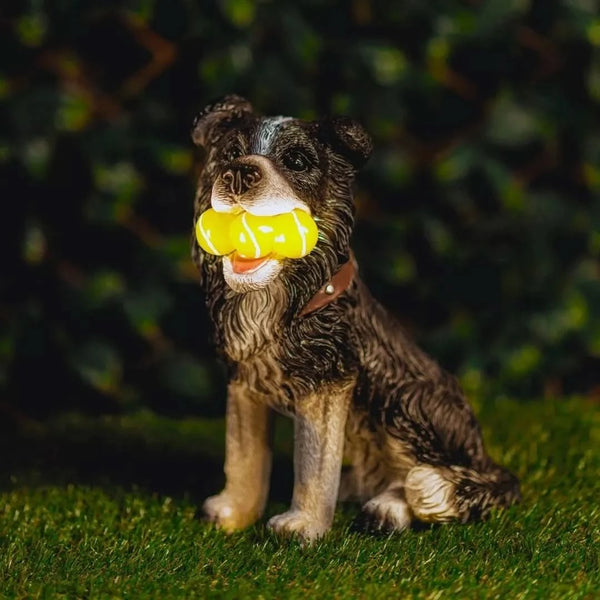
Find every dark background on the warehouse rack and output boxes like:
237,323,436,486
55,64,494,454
2,0,600,425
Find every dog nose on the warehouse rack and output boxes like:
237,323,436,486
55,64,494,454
220,164,262,196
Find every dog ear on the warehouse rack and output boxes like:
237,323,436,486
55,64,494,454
192,95,254,149
319,116,373,169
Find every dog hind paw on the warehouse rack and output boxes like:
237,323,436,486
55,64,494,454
359,489,412,534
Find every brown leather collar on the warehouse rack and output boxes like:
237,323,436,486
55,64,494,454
299,252,357,317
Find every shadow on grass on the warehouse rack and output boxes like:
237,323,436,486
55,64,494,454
0,411,294,506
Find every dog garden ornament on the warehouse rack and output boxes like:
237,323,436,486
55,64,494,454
191,95,519,543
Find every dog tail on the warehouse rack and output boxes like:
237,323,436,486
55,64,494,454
404,461,520,524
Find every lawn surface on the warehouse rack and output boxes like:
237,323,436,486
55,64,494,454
1,397,599,599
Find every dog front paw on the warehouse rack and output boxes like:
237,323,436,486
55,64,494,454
202,492,259,533
267,509,329,543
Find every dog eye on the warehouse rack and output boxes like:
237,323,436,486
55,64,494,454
223,144,243,162
283,149,312,172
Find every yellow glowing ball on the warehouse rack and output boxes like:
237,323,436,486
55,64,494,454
228,212,276,259
195,208,318,259
272,210,319,259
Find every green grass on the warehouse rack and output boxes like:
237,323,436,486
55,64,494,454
1,397,599,599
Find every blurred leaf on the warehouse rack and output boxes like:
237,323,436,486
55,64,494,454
22,138,51,179
531,291,589,344
157,147,193,175
501,180,525,213
505,344,542,380
486,93,540,146
70,340,122,394
434,146,474,183
586,20,600,46
564,291,589,331
426,37,450,80
459,366,485,405
587,58,600,102
379,150,412,186
15,13,48,48
364,46,408,86
94,162,142,199
474,0,531,30
160,353,211,399
587,323,600,357
22,222,47,265
85,271,126,307
389,253,416,283
0,75,11,100
93,162,143,221
55,91,91,132
424,218,454,256
123,288,171,335
161,236,191,263
219,0,256,28
0,141,10,163
583,163,600,190
129,0,157,22
589,231,600,255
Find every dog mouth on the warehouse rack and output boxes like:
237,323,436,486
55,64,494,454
222,252,284,292
229,252,274,274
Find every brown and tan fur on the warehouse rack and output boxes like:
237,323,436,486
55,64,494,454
191,96,520,543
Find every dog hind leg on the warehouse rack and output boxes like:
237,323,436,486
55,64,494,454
383,379,520,524
354,428,418,532
338,409,388,503
405,463,520,523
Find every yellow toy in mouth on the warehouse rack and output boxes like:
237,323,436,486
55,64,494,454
195,208,319,261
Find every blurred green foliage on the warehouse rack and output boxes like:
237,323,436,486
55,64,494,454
1,0,599,419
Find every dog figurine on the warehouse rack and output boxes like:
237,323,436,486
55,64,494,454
191,95,519,543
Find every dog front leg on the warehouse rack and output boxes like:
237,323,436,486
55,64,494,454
268,384,351,543
203,381,273,532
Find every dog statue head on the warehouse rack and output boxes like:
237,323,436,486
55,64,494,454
191,95,372,299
